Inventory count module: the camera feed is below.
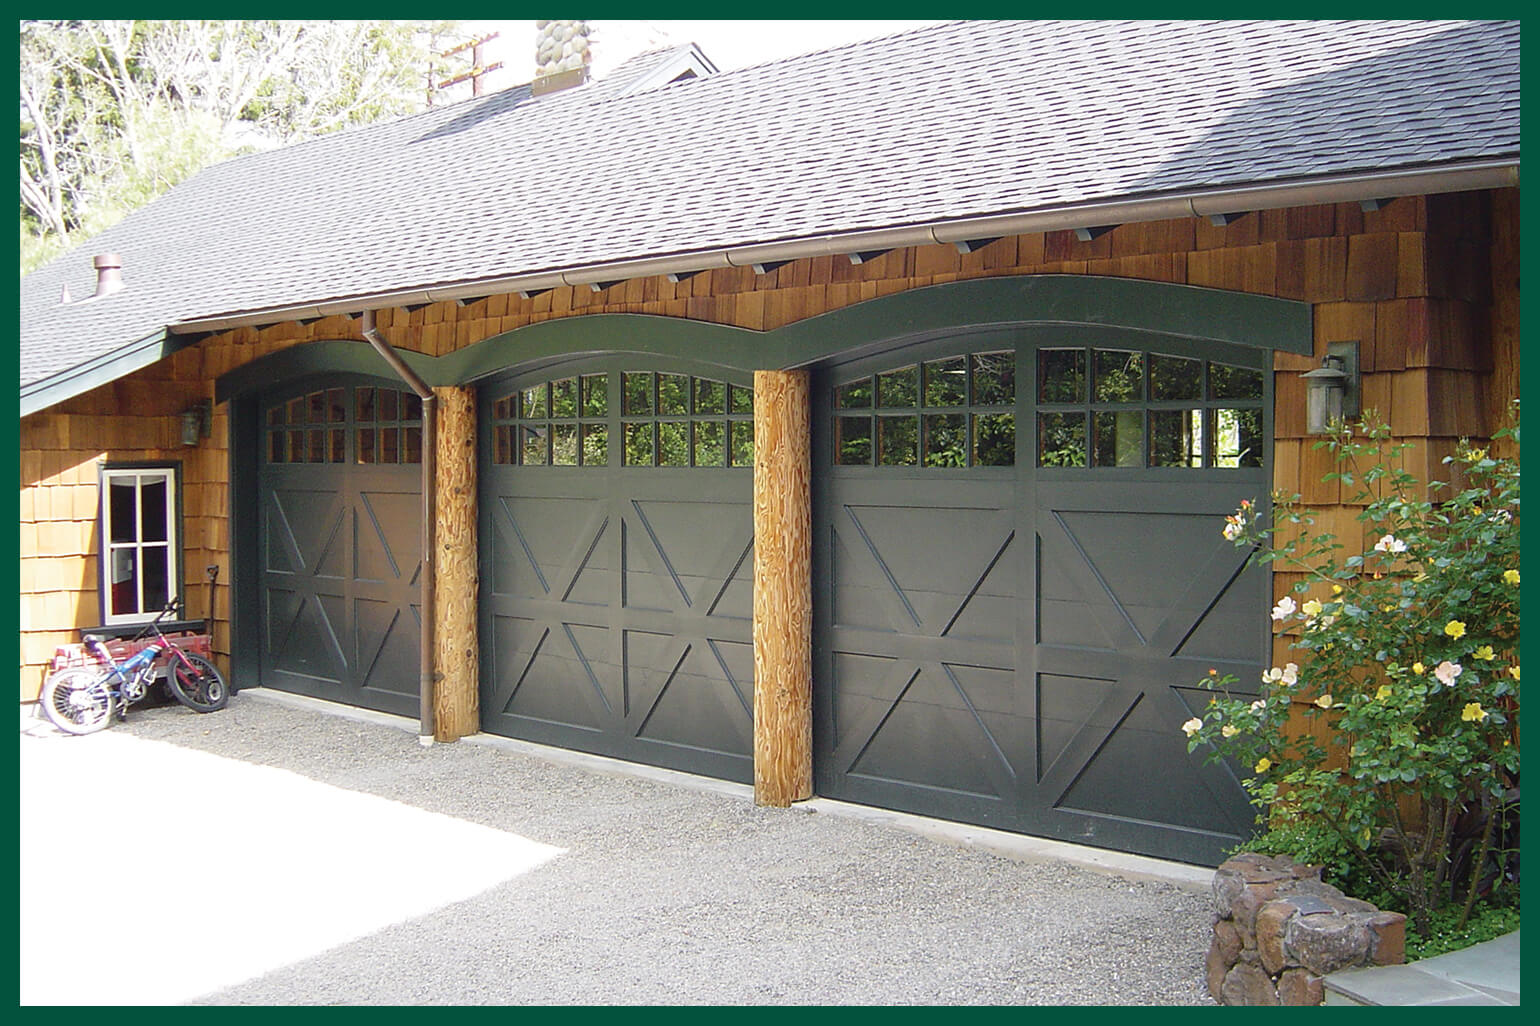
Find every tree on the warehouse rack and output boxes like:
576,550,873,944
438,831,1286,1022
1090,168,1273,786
20,19,463,274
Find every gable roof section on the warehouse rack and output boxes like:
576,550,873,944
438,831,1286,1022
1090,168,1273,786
19,19,1520,413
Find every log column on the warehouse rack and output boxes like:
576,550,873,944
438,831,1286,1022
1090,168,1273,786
432,385,479,740
751,369,813,805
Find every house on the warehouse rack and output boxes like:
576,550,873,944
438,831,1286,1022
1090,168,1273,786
18,20,1520,866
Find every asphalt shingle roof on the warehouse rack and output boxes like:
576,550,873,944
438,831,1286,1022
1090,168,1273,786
18,19,1520,398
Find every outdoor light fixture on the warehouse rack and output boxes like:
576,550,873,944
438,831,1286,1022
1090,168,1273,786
180,401,211,446
1301,341,1360,434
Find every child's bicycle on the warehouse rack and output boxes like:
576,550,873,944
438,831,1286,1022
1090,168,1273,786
39,600,228,735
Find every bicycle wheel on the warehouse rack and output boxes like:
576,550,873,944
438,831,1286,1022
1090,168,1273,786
167,652,228,712
39,669,116,735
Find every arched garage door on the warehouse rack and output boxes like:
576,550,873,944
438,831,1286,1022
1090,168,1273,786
813,327,1270,865
479,358,756,782
256,376,424,715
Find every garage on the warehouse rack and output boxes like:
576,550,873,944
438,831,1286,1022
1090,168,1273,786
478,358,757,781
812,327,1271,865
256,375,425,716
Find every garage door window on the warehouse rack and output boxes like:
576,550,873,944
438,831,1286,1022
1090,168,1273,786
1037,348,1263,469
834,350,1015,467
621,372,754,468
262,385,422,465
266,387,347,464
489,372,753,469
491,374,610,467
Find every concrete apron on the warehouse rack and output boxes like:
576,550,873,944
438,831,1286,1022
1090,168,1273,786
19,698,564,1005
238,688,1215,893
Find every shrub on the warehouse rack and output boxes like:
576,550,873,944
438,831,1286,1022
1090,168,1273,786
1184,404,1520,937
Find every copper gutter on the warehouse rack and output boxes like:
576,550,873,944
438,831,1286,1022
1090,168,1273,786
360,309,437,745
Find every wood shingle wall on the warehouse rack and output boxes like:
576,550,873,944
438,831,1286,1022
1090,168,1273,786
18,189,1519,701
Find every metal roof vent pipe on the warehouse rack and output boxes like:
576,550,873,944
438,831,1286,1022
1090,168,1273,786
93,253,124,297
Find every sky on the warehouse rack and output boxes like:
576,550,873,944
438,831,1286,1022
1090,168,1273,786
446,19,945,96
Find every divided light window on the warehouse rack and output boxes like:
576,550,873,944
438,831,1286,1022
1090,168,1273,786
1036,348,1264,469
100,466,179,625
834,350,1016,467
263,386,423,465
490,372,755,468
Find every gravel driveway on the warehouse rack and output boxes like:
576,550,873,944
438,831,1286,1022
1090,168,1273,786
20,689,1218,1005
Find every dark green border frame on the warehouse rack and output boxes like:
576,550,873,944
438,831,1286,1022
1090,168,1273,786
215,276,1310,403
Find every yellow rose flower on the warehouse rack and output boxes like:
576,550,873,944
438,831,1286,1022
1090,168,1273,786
1254,757,1272,773
1508,666,1520,681
1475,645,1496,661
1331,584,1343,595
1444,620,1467,640
1413,662,1426,676
1315,694,1333,709
1375,684,1393,701
1221,724,1239,738
1302,598,1323,618
1181,717,1203,737
1503,569,1520,586
1461,702,1488,723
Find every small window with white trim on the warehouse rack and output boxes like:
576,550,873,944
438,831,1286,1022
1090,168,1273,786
99,465,180,625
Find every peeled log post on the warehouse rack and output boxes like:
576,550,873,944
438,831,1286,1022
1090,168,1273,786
752,369,813,806
433,386,479,740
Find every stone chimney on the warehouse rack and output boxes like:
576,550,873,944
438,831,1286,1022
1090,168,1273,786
531,20,591,96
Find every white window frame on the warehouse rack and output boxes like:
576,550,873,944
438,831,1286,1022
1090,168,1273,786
99,465,180,626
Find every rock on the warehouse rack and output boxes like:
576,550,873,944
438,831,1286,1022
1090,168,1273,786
1231,886,1263,947
1276,968,1325,1006
1213,919,1242,964
1206,935,1231,1000
1367,911,1407,965
1283,912,1374,975
1255,900,1301,974
1220,963,1279,1006
1212,865,1248,916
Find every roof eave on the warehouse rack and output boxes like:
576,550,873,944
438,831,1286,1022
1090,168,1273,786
20,155,1519,418
166,155,1519,334
20,327,182,418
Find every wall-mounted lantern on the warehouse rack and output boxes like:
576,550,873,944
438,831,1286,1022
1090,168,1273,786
1301,341,1360,435
180,400,212,446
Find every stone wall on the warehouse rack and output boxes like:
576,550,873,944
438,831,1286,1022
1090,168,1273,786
1207,854,1407,1005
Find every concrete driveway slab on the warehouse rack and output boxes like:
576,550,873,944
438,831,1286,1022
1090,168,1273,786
19,689,1217,1005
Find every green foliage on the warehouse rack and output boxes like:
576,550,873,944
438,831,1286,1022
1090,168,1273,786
1185,402,1520,937
21,19,460,274
1403,900,1520,963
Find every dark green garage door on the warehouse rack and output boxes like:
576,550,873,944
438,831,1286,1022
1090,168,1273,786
256,377,424,715
479,359,756,781
813,328,1270,865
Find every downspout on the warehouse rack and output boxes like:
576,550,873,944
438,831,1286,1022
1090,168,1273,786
360,309,437,745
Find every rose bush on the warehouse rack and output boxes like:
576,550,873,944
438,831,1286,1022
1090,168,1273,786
1185,404,1519,936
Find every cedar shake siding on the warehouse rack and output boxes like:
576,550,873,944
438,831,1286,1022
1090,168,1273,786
18,189,1519,700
